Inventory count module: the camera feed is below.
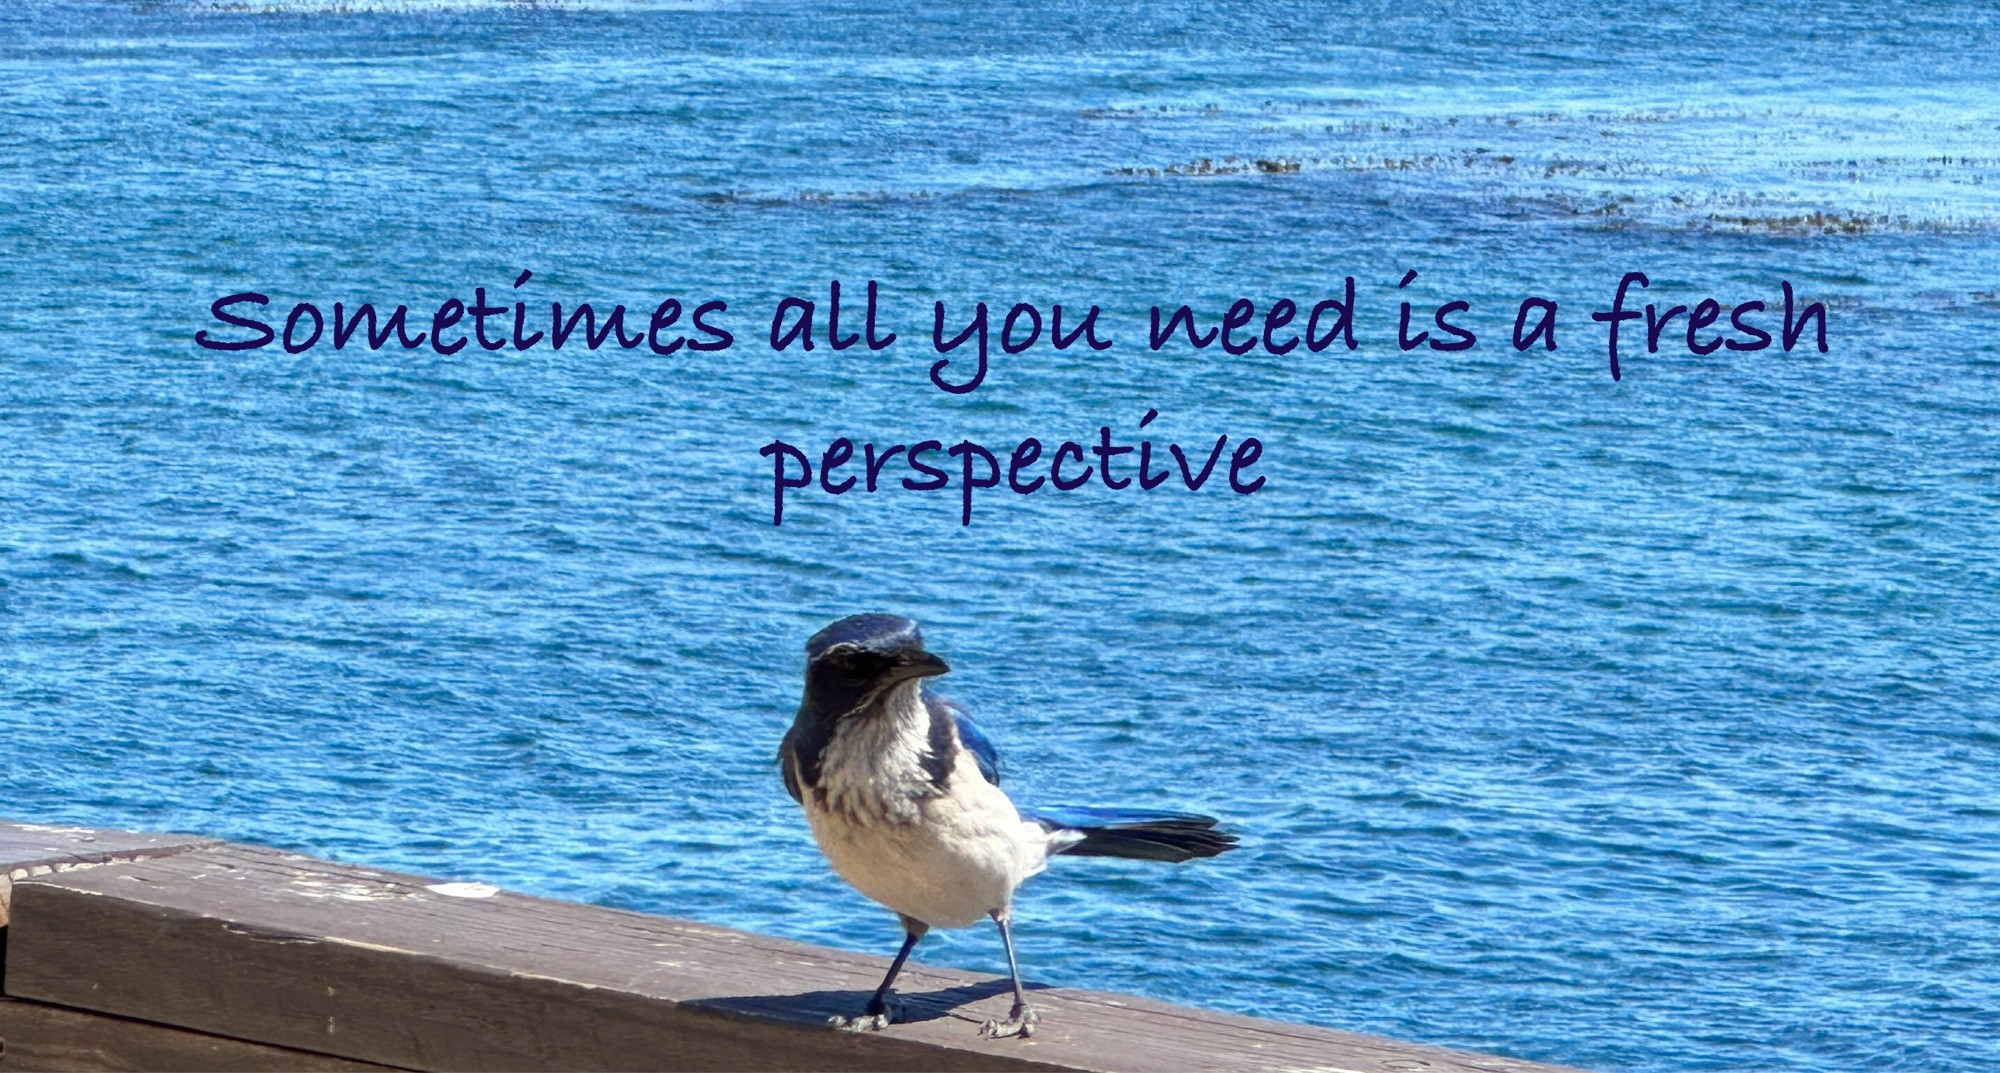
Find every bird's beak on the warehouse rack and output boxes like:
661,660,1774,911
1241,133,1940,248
891,651,951,681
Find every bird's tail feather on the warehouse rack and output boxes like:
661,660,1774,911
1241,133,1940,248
1023,804,1237,863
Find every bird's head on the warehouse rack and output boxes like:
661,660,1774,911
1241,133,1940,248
801,613,951,717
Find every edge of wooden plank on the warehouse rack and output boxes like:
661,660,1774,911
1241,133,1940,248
0,821,220,928
0,996,406,1073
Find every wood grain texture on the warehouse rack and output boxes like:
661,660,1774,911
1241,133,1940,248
0,821,216,927
0,997,400,1072
7,844,1581,1073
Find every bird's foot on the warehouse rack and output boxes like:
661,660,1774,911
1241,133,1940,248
828,996,900,1033
828,1012,891,1033
978,1001,1039,1040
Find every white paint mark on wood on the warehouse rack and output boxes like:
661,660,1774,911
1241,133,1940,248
425,882,500,899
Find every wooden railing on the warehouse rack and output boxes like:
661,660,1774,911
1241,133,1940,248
0,820,1577,1072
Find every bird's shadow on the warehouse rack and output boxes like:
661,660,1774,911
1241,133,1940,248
694,978,1051,1028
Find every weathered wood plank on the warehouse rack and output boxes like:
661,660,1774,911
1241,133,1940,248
6,844,1578,1073
0,821,217,928
0,996,400,1072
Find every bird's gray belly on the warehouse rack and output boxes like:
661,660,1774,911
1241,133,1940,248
806,783,1037,929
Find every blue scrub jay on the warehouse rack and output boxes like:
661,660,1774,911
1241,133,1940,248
779,613,1236,1039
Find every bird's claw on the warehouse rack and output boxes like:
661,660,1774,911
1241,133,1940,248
828,996,899,1033
978,1002,1039,1040
829,1011,891,1033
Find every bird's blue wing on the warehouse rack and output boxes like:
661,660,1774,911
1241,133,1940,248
924,691,1000,785
956,712,1002,785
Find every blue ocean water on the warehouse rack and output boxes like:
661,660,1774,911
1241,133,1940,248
3,1,1999,1069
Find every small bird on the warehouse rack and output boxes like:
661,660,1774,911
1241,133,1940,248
779,613,1237,1038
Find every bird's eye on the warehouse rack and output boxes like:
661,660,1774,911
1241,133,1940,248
840,654,886,681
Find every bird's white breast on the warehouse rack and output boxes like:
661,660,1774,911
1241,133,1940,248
812,680,940,826
804,682,1052,929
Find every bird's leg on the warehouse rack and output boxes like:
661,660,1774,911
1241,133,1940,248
978,908,1040,1040
830,919,927,1032
866,927,923,1018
